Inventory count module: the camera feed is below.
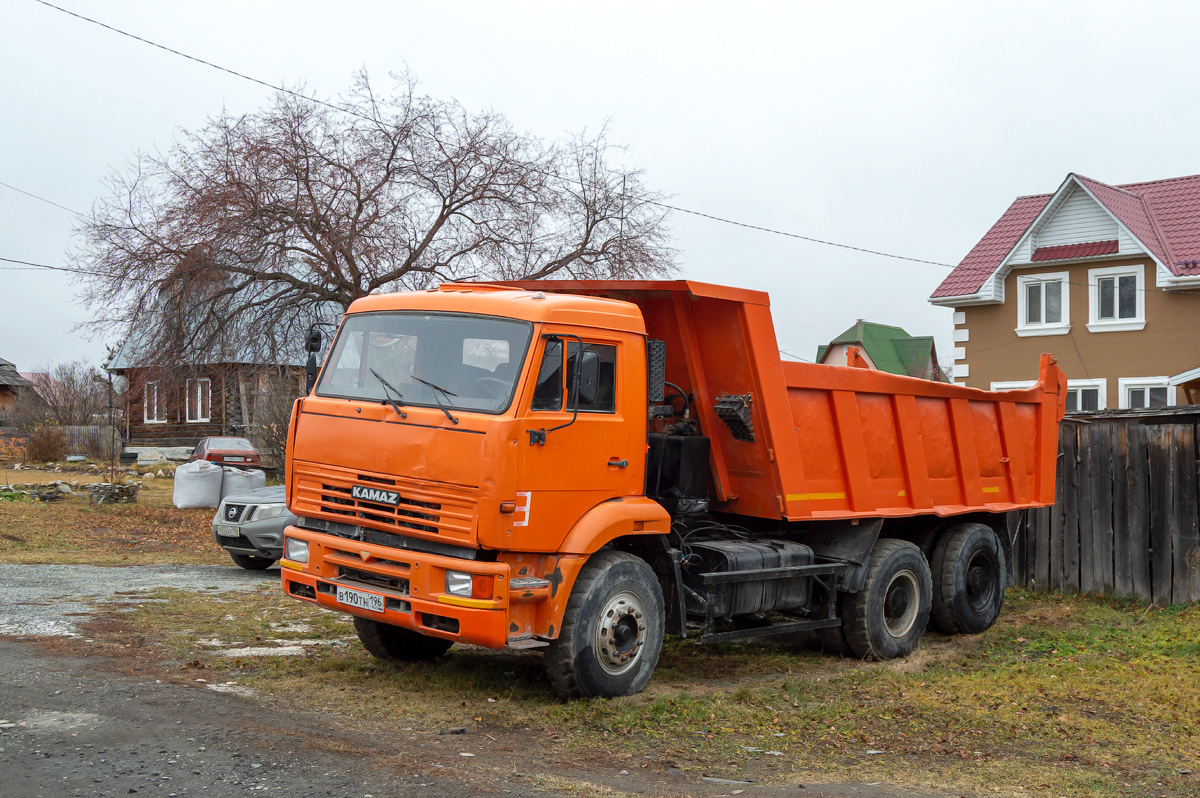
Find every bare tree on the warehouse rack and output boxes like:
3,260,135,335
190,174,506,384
11,361,109,431
74,71,675,366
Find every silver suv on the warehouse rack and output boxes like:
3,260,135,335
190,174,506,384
212,485,295,570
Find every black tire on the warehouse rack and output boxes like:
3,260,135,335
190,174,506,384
844,539,932,660
930,523,1006,635
544,551,665,699
229,552,276,570
353,616,453,662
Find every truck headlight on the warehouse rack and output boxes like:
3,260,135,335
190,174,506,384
446,570,473,597
284,537,309,563
252,504,288,521
446,571,494,599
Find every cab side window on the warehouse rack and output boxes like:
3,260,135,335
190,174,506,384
567,343,616,413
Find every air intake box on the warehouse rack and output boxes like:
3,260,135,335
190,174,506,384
685,539,814,619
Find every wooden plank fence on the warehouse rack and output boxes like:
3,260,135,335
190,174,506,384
1012,411,1200,605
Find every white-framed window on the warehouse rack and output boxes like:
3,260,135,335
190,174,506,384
1064,378,1106,413
144,380,165,423
1015,272,1070,336
1087,264,1145,332
1118,377,1172,410
186,378,212,422
990,380,1036,392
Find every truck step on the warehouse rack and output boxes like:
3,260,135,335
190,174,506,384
509,577,551,590
506,635,549,650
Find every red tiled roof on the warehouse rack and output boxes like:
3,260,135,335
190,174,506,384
932,173,1200,298
931,194,1049,298
1030,239,1118,261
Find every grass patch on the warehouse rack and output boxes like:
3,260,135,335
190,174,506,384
0,476,225,565
96,586,1200,797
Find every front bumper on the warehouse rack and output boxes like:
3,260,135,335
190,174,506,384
212,518,286,559
279,525,512,649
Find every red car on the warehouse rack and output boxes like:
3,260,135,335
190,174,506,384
190,436,262,467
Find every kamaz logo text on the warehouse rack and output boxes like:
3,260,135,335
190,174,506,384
351,485,400,506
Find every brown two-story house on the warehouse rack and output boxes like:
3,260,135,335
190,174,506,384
930,172,1200,409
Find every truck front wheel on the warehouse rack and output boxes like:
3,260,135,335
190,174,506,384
930,523,1006,635
844,539,932,660
544,551,665,699
353,617,453,662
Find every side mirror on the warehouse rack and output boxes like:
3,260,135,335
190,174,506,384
573,350,600,407
305,329,323,353
304,328,323,393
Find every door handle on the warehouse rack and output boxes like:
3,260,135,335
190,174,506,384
607,458,629,468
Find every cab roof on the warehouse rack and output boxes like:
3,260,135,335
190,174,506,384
345,283,647,334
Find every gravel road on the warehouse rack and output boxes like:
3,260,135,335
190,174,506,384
0,563,279,637
0,639,486,798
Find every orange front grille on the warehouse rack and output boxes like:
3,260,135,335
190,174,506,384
293,462,477,542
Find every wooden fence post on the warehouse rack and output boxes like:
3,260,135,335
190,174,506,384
1148,425,1174,607
1171,424,1197,605
1127,423,1152,601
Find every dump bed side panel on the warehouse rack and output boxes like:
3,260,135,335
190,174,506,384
782,355,1065,520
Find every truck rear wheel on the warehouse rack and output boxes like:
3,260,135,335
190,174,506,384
930,523,1006,635
844,539,931,660
544,550,665,699
353,616,453,662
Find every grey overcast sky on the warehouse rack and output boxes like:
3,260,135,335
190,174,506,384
3,0,1199,372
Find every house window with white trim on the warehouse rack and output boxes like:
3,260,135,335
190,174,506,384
1088,264,1145,332
1015,272,1070,336
1118,377,1171,410
186,378,211,422
144,381,164,423
1064,378,1106,413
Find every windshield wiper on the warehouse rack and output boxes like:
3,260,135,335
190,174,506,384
412,375,459,425
368,369,407,419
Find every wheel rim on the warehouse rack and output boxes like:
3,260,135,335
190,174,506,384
964,549,999,612
882,570,920,639
593,590,647,676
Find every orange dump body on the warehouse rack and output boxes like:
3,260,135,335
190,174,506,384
508,280,1068,522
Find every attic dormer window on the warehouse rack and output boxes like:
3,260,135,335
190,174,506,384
1015,272,1070,337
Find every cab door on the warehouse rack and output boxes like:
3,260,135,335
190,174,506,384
512,330,646,552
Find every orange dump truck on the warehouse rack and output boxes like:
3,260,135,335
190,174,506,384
280,281,1066,697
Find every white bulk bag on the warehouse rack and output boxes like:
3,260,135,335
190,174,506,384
248,469,267,490
220,466,257,500
172,459,224,509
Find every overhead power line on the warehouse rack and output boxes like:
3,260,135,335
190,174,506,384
33,0,374,123
33,0,954,271
0,255,88,274
650,201,953,267
0,179,84,216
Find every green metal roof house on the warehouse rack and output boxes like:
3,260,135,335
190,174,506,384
816,321,950,382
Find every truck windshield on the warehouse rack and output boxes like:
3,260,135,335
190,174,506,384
316,312,533,414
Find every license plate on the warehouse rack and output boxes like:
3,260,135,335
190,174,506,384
224,456,245,462
336,584,385,613
216,525,240,537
